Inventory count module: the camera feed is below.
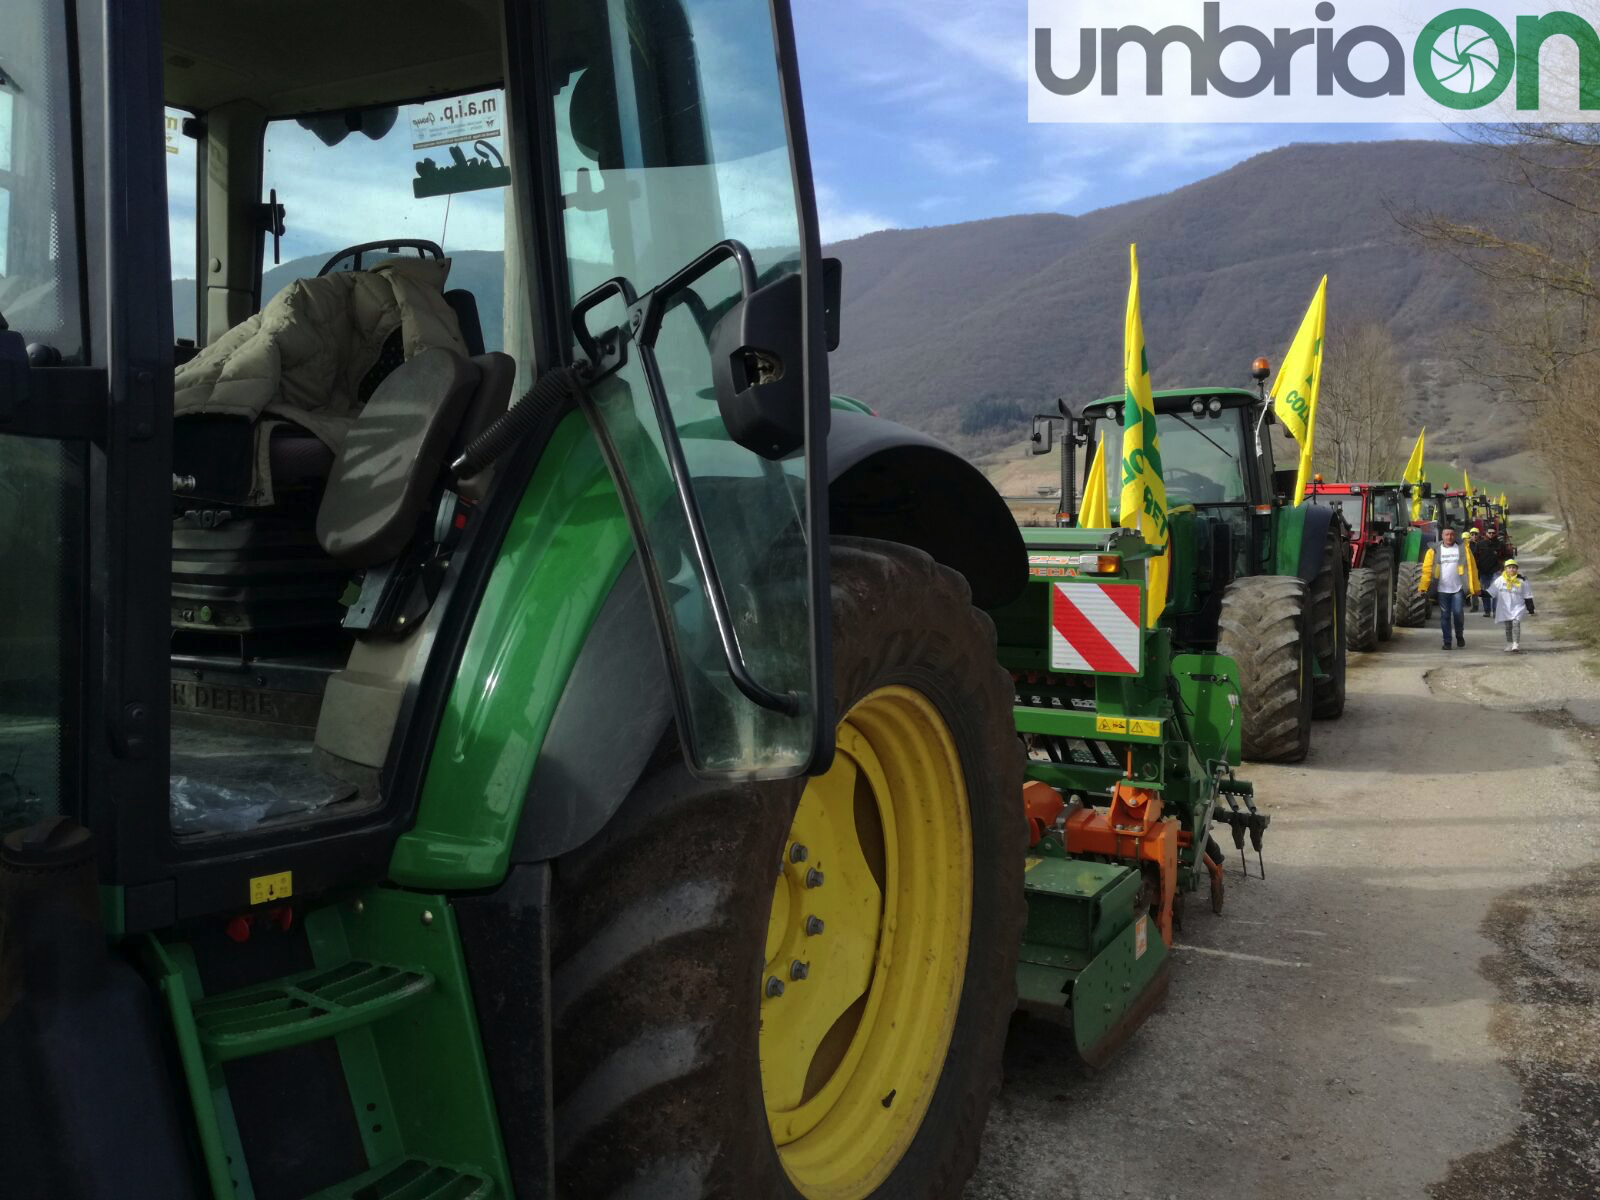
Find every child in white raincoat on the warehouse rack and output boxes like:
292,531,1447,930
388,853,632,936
1488,558,1535,652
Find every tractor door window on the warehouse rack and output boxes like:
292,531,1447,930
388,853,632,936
0,0,87,833
548,0,819,773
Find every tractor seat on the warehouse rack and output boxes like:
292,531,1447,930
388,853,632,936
268,425,336,483
316,347,482,568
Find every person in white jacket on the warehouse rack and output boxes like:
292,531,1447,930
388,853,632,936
1489,558,1535,652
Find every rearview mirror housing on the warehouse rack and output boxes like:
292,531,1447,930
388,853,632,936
709,271,806,459
1030,416,1054,456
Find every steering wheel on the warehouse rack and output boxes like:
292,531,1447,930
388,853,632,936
317,239,445,276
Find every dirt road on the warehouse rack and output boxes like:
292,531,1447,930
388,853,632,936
968,524,1600,1200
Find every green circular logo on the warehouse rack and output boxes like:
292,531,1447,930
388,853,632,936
1414,9,1515,109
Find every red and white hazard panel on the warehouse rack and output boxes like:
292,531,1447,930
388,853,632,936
1049,582,1143,675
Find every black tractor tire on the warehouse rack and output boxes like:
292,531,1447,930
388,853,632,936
548,537,1024,1200
1346,567,1379,652
1369,546,1396,642
1217,575,1315,763
1309,523,1348,719
1394,560,1428,627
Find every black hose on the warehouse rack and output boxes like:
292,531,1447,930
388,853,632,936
452,365,586,479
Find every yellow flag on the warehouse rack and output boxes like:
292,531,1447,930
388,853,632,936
1118,244,1169,626
1463,469,1471,496
1402,428,1426,486
1079,432,1111,529
1499,491,1508,510
1270,276,1328,506
1081,434,1111,529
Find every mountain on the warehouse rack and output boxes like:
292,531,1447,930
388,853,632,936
169,140,1529,484
826,139,1523,477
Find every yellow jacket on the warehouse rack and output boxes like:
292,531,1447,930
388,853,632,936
1418,543,1482,595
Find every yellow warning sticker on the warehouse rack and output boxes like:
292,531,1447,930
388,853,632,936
249,871,293,905
1135,914,1148,958
1095,715,1128,734
1129,718,1161,738
1025,856,1043,873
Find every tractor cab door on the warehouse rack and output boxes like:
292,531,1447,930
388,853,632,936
0,2,171,850
546,0,833,776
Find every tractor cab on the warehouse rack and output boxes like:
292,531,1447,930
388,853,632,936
3,0,835,877
1416,488,1469,534
1,1,851,1192
1302,480,1413,556
1071,387,1279,585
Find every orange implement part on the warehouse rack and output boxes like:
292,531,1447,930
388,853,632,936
1063,781,1179,947
1022,780,1065,847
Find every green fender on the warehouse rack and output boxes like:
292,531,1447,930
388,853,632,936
1272,501,1337,582
390,409,1025,890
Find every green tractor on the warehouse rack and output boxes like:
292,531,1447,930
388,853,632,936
1029,371,1349,762
0,3,1031,1197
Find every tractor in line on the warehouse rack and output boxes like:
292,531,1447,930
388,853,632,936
1027,367,1349,763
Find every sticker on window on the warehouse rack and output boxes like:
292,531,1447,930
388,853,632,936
410,91,510,198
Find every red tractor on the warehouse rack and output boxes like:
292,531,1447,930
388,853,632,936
1303,478,1413,650
1468,491,1516,564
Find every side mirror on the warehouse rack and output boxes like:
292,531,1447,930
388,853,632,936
1030,416,1054,456
709,271,805,459
822,257,842,353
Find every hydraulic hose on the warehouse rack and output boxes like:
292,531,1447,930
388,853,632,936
452,365,587,479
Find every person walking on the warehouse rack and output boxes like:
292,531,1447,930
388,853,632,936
1469,528,1501,618
1488,558,1535,652
1418,527,1480,650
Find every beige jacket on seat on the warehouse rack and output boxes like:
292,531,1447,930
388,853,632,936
174,257,467,505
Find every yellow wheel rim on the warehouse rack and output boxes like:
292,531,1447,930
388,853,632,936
761,685,973,1199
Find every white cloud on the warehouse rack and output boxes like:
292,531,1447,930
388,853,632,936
816,183,897,242
879,0,1027,85
1014,171,1087,211
909,136,1000,177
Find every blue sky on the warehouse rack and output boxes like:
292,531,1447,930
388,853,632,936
790,0,1456,240
160,1,1467,276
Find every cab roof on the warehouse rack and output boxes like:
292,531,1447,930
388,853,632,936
162,0,504,114
1082,387,1261,417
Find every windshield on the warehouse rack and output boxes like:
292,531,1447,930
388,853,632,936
1314,494,1363,527
259,89,512,347
1442,496,1468,529
1086,405,1249,514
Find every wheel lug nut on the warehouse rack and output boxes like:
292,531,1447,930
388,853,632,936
805,868,824,888
790,843,809,863
790,960,809,981
765,976,786,998
805,916,824,936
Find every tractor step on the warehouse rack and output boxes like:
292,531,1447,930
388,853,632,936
148,888,509,1200
193,961,435,1062
302,1157,495,1200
